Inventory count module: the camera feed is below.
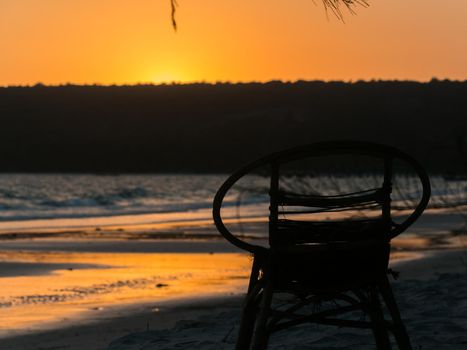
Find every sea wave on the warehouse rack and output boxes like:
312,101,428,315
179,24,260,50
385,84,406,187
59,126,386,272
0,173,464,225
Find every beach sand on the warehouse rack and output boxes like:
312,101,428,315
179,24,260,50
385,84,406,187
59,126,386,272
0,295,243,350
1,248,466,350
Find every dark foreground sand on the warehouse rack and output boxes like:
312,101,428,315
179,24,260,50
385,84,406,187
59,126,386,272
0,296,242,350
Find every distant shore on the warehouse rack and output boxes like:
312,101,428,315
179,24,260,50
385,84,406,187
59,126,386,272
1,81,466,173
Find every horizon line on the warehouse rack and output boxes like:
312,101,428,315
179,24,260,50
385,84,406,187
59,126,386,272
1,77,466,88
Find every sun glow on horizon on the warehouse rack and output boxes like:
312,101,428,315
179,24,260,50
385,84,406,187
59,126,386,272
145,67,196,85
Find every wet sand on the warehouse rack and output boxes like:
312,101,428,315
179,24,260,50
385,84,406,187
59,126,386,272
0,243,252,341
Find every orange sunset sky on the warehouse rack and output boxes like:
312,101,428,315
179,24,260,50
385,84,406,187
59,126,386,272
0,0,466,86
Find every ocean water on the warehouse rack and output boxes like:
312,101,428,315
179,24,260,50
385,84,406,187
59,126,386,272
0,173,465,235
0,174,270,235
0,174,228,222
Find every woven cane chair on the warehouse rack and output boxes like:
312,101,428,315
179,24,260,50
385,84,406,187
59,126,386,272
213,141,431,350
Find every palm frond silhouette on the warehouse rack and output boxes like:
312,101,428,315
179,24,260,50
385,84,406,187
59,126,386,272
169,0,369,30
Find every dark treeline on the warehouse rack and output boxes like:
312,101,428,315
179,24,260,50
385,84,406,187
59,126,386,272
0,80,466,173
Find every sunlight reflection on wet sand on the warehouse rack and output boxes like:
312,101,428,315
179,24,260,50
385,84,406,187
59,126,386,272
0,251,252,337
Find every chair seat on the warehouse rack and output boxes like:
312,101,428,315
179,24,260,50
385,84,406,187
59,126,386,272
270,240,390,293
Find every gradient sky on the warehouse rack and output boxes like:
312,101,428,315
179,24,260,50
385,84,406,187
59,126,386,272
1,0,466,85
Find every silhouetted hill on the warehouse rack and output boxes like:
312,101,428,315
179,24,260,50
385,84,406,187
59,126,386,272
0,80,466,173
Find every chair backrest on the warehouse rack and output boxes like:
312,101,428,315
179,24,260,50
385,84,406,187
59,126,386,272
213,141,431,254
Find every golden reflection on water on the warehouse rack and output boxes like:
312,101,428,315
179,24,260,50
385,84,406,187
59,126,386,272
0,251,251,336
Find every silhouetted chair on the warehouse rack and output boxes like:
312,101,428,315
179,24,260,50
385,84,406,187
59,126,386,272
213,141,431,350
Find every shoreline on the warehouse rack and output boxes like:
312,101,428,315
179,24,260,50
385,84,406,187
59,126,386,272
0,205,464,236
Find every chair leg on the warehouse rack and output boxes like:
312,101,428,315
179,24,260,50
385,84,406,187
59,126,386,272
368,286,392,350
251,280,273,350
379,276,412,350
248,255,262,294
236,282,263,350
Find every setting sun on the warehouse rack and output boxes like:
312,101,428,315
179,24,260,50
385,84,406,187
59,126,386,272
145,65,195,85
